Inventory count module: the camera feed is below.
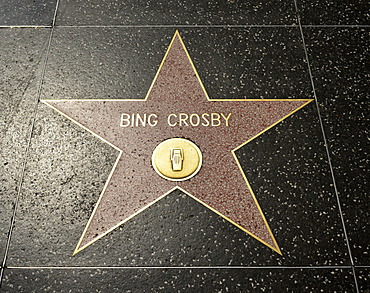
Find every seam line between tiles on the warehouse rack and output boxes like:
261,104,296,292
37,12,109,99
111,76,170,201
54,24,370,28
301,24,370,28
2,24,293,29
0,25,52,28
0,25,368,29
0,0,60,287
293,0,359,292
5,266,355,270
55,24,298,28
52,0,61,27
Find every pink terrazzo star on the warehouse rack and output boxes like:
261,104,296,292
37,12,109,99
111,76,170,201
42,31,312,255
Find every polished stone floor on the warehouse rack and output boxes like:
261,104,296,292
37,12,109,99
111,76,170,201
0,1,369,292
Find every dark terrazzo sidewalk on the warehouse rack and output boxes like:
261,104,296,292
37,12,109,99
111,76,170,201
0,0,368,292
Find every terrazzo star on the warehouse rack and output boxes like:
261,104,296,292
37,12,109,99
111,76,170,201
42,31,312,255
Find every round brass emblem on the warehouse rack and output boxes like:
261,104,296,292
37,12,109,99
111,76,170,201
152,138,202,181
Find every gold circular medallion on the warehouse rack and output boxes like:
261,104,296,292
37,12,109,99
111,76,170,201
152,138,202,181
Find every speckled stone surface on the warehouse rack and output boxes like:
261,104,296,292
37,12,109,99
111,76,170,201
182,28,312,100
0,29,49,263
2,268,356,292
6,30,350,268
0,0,57,26
40,28,173,100
5,182,350,267
298,0,369,25
0,1,368,292
356,268,370,292
40,28,312,101
304,28,369,266
56,0,297,25
237,103,351,265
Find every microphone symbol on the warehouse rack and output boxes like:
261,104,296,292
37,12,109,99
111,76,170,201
171,148,183,171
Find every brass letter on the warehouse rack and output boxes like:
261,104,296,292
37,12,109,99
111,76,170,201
189,114,200,126
221,113,232,126
179,113,189,126
148,114,158,127
201,113,210,126
120,113,130,127
211,113,221,126
167,114,177,127
136,114,146,127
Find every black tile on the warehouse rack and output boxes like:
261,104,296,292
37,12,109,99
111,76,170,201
298,0,370,25
56,0,297,26
2,268,356,292
41,28,312,100
0,0,57,26
0,28,50,262
304,28,369,266
238,103,350,265
183,28,312,99
356,268,370,293
6,101,350,266
40,28,173,100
